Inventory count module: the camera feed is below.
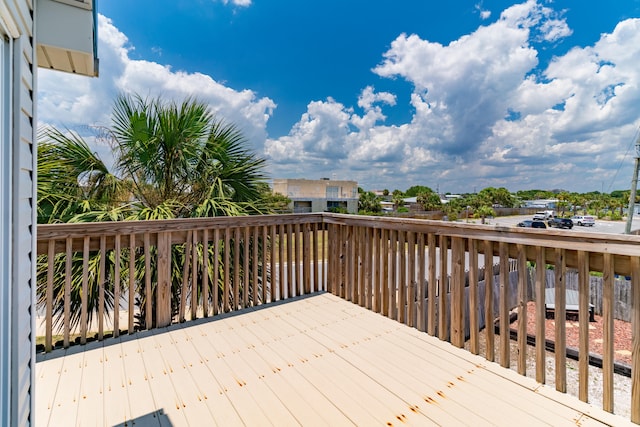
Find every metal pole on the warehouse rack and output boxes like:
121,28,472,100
625,135,640,234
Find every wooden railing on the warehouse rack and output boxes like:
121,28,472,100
36,213,640,423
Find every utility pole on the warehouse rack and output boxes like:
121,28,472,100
625,133,640,234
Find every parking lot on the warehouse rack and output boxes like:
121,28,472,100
487,214,635,235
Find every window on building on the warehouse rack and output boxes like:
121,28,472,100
326,186,339,198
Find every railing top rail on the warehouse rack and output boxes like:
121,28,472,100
37,213,325,240
36,212,640,259
321,213,640,257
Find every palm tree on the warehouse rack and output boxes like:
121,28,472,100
37,94,271,332
359,191,382,213
473,205,495,224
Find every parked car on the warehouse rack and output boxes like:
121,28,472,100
533,210,554,220
518,220,547,228
571,215,595,226
549,218,573,229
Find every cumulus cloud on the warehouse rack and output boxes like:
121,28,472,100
266,1,640,192
38,15,274,151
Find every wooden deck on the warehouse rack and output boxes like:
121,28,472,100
35,292,631,426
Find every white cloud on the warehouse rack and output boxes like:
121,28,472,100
38,15,274,151
267,1,640,193
475,2,491,20
219,0,251,6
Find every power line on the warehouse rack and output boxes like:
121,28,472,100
608,126,640,192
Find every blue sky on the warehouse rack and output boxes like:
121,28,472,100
39,0,640,194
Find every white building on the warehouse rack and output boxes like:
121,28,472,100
273,178,359,213
0,1,98,425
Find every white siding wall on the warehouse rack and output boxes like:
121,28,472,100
0,29,11,427
0,1,35,426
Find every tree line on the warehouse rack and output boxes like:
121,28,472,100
358,185,634,222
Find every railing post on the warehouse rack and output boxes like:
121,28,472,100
156,231,172,327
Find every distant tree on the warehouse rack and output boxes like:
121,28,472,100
358,191,382,213
442,197,463,221
477,187,514,208
556,191,571,216
405,185,434,197
382,189,389,196
392,192,405,210
416,190,442,211
257,184,291,213
474,205,495,224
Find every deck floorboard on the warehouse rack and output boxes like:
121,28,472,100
36,292,633,426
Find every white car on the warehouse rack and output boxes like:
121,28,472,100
533,210,553,220
571,215,595,226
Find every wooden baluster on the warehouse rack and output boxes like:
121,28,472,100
179,231,191,322
484,240,494,362
279,225,286,300
407,231,416,328
535,246,545,384
468,238,478,354
202,229,209,317
262,226,269,302
554,248,567,393
45,240,55,352
352,226,359,303
213,228,220,315
286,223,293,299
602,253,614,412
516,243,527,376
374,228,382,314
252,226,259,305
389,229,397,320
270,225,276,302
81,236,89,344
98,235,106,340
156,231,172,327
381,228,390,317
303,223,311,295
365,227,373,311
578,250,589,402
64,237,72,347
499,241,509,368
398,230,406,324
427,233,437,336
243,226,250,308
128,234,135,334
224,228,230,311
113,235,121,337
192,229,199,320
145,233,153,328
438,235,448,341
417,233,426,333
312,223,318,293
234,227,241,309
